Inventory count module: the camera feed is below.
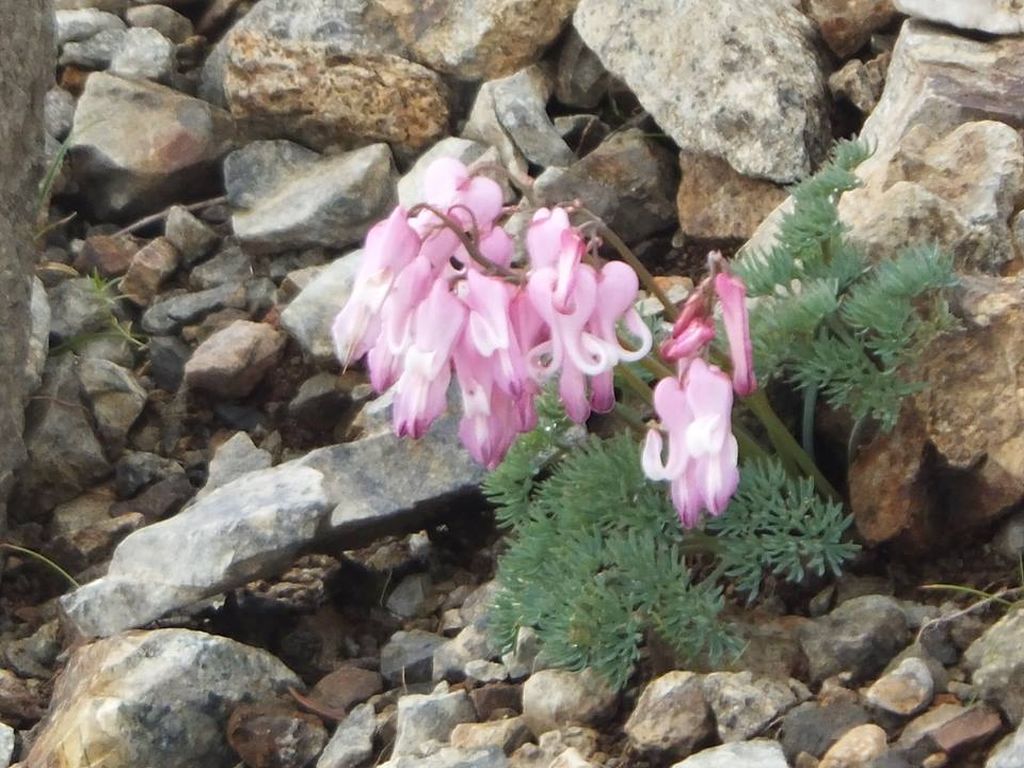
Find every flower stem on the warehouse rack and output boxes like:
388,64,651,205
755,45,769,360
733,421,769,462
615,363,654,406
743,390,841,502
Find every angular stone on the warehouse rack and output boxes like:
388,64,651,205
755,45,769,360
310,667,383,716
184,320,285,398
120,237,181,306
380,746,507,768
676,152,788,241
164,206,220,265
381,629,446,686
522,669,618,736
988,723,1024,768
702,671,803,742
75,233,141,278
820,724,889,768
224,31,450,155
669,739,788,768
52,510,145,573
865,656,934,717
393,687,477,757
575,0,829,182
433,622,497,682
25,629,301,768
125,4,193,43
829,54,890,115
894,0,1024,35
317,703,375,768
59,465,331,636
141,283,246,335
0,721,12,767
781,701,872,761
189,244,252,290
48,276,116,344
279,250,362,364
109,27,175,83
451,717,532,755
70,73,235,219
78,357,148,451
556,29,610,110
534,128,677,242
25,277,51,395
800,595,910,684
60,27,126,68
965,606,1024,726
56,7,124,45
896,702,1003,757
803,0,898,57
226,703,328,768
198,431,273,498
226,141,396,253
625,671,713,762
850,275,1024,551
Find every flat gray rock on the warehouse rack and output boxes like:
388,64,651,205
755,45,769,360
670,740,788,768
279,249,362,364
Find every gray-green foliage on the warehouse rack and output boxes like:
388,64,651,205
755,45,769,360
734,140,957,430
486,406,858,689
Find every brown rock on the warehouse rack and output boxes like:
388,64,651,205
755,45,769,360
184,320,285,398
0,669,47,727
224,31,450,155
802,0,898,58
828,53,891,115
75,233,141,278
850,275,1024,551
819,723,888,768
309,666,383,715
470,682,523,720
624,671,713,762
227,703,328,768
897,702,1003,756
120,236,180,306
51,511,144,573
677,153,788,241
381,0,578,80
450,716,533,754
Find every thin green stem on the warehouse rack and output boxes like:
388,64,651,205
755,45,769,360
802,386,818,461
1,543,80,589
612,401,647,435
733,421,769,462
743,390,841,502
615,363,654,405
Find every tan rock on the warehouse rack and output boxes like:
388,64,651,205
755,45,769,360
677,153,788,241
224,31,450,155
450,716,532,754
624,671,713,762
803,0,898,57
380,0,578,80
120,237,180,306
819,723,888,768
850,274,1024,550
184,320,285,398
894,0,1024,35
828,53,890,115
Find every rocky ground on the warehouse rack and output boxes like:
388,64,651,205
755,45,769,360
3,0,1024,767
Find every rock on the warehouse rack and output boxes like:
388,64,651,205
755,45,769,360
0,669,47,726
227,703,329,768
987,723,1024,768
702,671,803,742
548,749,598,768
470,683,521,721
624,671,713,761
387,572,433,619
56,7,124,45
865,656,934,717
676,152,788,241
502,626,542,681
433,622,497,682
148,334,190,390
451,717,532,755
25,629,301,768
45,86,76,141
397,137,490,210
309,667,383,716
70,73,235,219
993,511,1024,563
164,206,220,265
199,432,273,497
850,275,1024,551
465,661,506,684
125,4,193,43
383,0,576,80
199,0,407,107
47,276,114,344
61,28,125,71
190,244,252,290
141,283,246,335
534,128,677,242
111,473,194,521
828,54,890,116
965,606,1024,725
0,722,12,767
781,702,872,761
114,450,183,498
510,728,599,767
184,320,285,398
820,724,889,768
288,373,349,427
555,29,609,110
381,629,446,686
14,356,111,519
669,739,789,768
52,510,145,572
893,0,1024,34
226,141,396,253
841,121,1024,273
3,620,61,680
317,703,375,768
521,669,618,737
78,357,147,451
800,595,911,684
380,746,507,768
59,465,331,636
802,0,898,57
278,250,362,364
109,27,175,82
224,31,449,156
75,233,142,278
896,702,1003,758
25,277,52,394
120,236,180,306
463,65,574,173
574,0,829,183
392,686,477,757
57,0,127,11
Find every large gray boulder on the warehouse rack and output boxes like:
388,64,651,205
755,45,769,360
0,0,52,538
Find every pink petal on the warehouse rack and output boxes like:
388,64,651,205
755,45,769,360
526,207,572,270
714,272,757,396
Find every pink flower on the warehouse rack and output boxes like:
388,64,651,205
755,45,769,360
714,272,756,396
414,158,504,237
642,359,740,527
331,207,421,366
391,279,467,438
661,291,715,374
366,256,436,392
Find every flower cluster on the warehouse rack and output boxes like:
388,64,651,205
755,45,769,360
641,262,756,527
331,158,652,469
